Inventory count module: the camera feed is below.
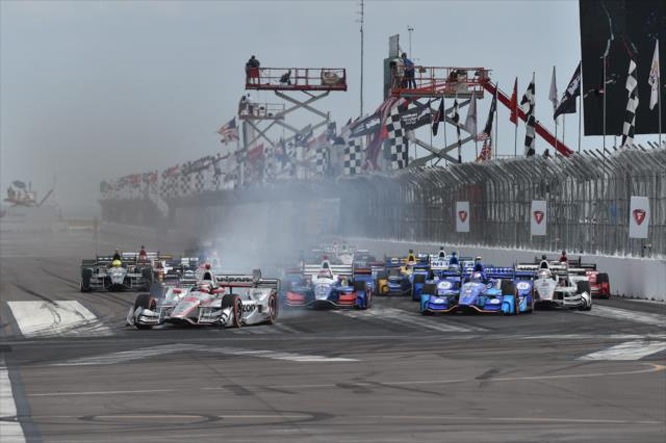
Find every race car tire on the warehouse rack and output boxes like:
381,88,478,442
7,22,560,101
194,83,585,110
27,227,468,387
141,267,154,290
222,294,243,328
513,293,520,315
267,293,278,324
500,280,515,296
133,293,155,330
80,268,92,292
576,281,593,311
527,291,535,313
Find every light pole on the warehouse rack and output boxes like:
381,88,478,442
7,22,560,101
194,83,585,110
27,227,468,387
407,25,414,57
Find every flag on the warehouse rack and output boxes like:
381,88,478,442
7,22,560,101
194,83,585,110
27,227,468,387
549,65,558,115
509,78,518,125
432,98,444,135
294,124,313,146
622,59,639,147
452,99,462,163
349,112,382,138
400,101,433,131
217,117,239,143
464,92,477,135
521,73,536,156
649,39,660,111
476,138,493,162
479,87,497,140
554,62,581,119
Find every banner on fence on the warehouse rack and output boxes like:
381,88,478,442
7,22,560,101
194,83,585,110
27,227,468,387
629,196,650,239
456,201,470,233
530,200,547,236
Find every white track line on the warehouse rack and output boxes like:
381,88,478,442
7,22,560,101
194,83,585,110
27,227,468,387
52,344,357,366
7,300,112,338
0,360,26,443
334,307,485,333
577,305,665,327
578,340,666,361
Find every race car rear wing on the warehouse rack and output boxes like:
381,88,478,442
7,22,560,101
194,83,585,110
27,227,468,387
303,263,353,277
484,267,515,279
214,272,280,291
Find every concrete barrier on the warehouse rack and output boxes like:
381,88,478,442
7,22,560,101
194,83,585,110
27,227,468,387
350,237,666,302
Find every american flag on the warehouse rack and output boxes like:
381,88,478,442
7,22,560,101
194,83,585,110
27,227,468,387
217,117,239,143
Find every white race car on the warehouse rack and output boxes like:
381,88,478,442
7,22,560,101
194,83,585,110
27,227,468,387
126,270,279,329
520,261,592,310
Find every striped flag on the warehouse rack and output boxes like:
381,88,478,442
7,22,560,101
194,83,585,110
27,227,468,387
521,73,536,156
477,88,497,162
622,59,639,147
217,117,239,143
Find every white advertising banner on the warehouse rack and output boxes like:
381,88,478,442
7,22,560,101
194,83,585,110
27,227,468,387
629,196,650,239
456,201,470,233
530,200,547,236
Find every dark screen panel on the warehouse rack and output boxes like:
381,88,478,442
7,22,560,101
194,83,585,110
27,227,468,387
579,0,665,136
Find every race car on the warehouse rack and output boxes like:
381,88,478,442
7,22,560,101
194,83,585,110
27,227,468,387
533,255,610,299
376,251,419,296
519,261,592,310
80,252,155,292
283,261,371,309
126,270,279,329
420,266,535,315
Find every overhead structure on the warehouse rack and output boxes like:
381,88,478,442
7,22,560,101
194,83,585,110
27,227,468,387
243,66,347,149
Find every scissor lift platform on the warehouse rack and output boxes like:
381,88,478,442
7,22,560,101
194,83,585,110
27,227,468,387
390,66,490,99
245,67,347,91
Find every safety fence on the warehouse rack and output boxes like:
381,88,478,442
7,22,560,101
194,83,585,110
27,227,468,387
100,146,666,258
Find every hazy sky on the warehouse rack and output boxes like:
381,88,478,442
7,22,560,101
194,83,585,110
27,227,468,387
0,0,659,216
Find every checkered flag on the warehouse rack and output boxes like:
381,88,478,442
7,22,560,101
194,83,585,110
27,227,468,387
521,73,536,156
387,103,408,170
622,59,639,147
343,137,363,176
314,146,329,175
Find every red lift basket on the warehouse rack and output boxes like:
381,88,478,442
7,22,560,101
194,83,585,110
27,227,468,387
390,66,490,98
245,67,347,91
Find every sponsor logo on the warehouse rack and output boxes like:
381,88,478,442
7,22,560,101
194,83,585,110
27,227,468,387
243,304,256,313
458,210,468,223
633,209,646,225
533,210,544,224
516,282,531,291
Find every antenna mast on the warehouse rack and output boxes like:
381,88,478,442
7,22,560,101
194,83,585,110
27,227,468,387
359,0,364,116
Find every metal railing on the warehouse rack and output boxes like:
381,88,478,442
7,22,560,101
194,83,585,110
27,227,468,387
100,146,666,258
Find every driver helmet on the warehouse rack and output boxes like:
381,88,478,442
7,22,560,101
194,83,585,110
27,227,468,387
111,259,122,267
561,250,566,256
451,251,457,256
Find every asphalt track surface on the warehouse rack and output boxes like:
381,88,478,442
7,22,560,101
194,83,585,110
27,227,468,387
1,229,665,443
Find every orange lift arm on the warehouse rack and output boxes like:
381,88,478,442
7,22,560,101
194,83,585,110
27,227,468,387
482,81,573,156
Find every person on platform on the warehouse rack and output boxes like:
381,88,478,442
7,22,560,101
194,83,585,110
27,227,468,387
245,56,260,84
559,250,568,263
280,70,292,86
402,53,416,88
